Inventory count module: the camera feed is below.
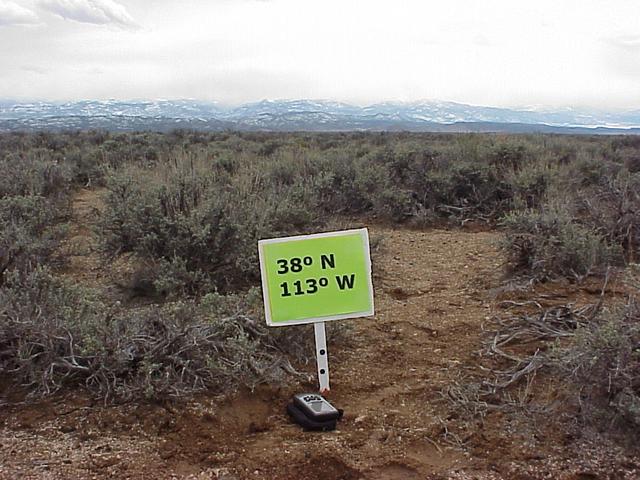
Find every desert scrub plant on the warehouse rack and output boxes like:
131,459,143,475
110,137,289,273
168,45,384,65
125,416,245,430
0,266,107,395
506,161,556,210
410,161,512,222
98,159,321,294
487,141,531,170
373,145,515,223
501,207,622,280
0,267,319,400
555,275,640,432
0,145,74,287
574,170,640,264
570,154,623,188
0,195,68,283
311,154,370,215
0,150,73,199
347,156,416,222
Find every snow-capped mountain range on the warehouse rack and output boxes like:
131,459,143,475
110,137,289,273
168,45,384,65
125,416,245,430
1,99,639,134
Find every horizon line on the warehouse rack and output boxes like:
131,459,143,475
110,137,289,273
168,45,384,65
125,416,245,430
2,97,640,113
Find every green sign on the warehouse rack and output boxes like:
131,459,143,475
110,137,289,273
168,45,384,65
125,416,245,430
258,228,374,326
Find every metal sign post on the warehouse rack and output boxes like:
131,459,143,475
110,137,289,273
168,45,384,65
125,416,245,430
314,322,330,392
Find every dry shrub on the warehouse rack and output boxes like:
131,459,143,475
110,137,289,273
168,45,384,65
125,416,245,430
501,207,622,280
0,269,322,400
576,171,640,264
98,159,320,294
0,150,71,287
556,271,640,432
0,151,72,199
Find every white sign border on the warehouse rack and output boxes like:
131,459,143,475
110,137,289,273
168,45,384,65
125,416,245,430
258,228,375,327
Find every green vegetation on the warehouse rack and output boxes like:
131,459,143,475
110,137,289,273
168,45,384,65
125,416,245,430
0,131,639,408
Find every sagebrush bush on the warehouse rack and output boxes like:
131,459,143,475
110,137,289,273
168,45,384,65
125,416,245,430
312,154,371,215
575,170,640,264
556,272,640,431
507,161,555,209
0,267,319,399
98,159,321,294
0,143,74,291
0,151,72,198
0,195,68,282
487,142,530,170
501,207,622,279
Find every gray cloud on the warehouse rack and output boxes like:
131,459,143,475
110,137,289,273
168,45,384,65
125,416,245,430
0,1,39,26
2,0,640,109
37,0,139,29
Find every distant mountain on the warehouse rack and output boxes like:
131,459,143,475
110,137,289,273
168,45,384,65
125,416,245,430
1,99,639,134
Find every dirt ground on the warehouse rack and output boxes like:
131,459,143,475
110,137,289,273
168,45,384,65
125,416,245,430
0,190,638,479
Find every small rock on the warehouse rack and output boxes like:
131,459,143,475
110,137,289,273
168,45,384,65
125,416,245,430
354,415,367,424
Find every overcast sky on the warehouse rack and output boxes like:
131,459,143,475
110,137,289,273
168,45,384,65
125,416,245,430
1,0,639,109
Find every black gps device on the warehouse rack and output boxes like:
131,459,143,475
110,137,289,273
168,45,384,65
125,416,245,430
287,393,342,430
293,393,340,421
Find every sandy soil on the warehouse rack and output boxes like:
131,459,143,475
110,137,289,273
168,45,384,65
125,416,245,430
0,190,638,479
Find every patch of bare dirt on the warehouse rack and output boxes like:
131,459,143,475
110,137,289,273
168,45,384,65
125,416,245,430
55,187,152,303
0,190,638,479
56,188,107,290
